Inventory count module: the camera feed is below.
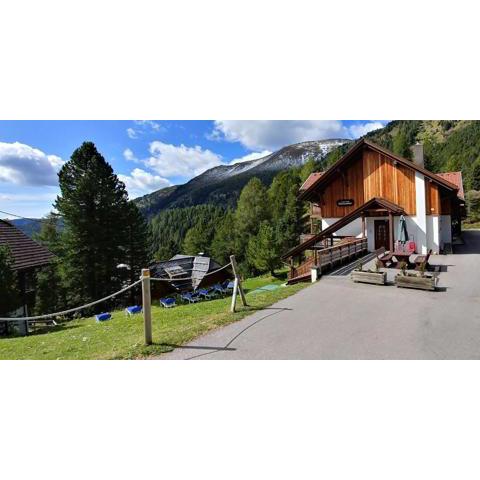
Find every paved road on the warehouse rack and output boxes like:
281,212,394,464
161,230,480,360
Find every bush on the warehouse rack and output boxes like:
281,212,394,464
466,190,480,221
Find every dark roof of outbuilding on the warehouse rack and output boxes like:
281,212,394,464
0,219,54,271
150,254,228,291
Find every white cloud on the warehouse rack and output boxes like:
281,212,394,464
211,120,348,151
119,168,171,198
211,120,388,151
146,141,223,178
123,148,139,162
0,141,63,186
229,150,272,165
348,121,385,139
126,128,138,139
127,120,163,139
134,120,162,132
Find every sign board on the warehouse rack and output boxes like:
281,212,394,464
336,199,354,207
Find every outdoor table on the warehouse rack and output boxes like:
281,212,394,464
391,251,413,268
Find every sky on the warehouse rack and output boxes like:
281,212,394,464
0,120,387,218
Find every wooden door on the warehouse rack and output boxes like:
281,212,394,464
374,220,389,250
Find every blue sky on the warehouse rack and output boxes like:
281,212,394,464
0,120,387,218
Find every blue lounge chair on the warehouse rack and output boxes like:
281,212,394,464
125,305,142,316
181,292,200,303
197,288,215,300
225,281,235,292
212,284,227,295
95,312,111,322
160,297,176,308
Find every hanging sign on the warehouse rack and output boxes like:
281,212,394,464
336,199,354,207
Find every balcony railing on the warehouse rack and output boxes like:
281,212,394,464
288,237,368,281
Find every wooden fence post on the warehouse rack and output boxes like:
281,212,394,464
230,255,247,312
141,268,152,345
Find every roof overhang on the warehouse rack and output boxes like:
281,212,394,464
282,197,404,259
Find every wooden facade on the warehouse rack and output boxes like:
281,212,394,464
306,142,461,221
312,146,419,218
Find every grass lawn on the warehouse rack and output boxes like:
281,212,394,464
463,221,480,230
0,273,308,360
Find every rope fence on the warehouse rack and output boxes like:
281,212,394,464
0,256,246,346
0,279,142,322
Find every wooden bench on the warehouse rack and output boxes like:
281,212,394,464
376,247,395,268
414,249,432,271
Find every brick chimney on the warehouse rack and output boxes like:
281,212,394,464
411,142,424,168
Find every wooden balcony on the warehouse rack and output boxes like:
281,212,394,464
287,237,368,283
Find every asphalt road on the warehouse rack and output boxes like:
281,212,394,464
161,230,480,360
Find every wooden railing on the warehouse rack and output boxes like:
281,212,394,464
288,237,368,281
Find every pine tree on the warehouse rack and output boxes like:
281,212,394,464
33,215,66,314
183,224,210,255
211,210,236,264
299,157,317,182
268,170,303,252
54,142,130,306
246,222,279,275
0,246,19,315
123,202,150,284
471,158,480,191
234,178,270,260
393,131,411,158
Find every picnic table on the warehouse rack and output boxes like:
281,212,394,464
391,251,414,268
377,250,414,269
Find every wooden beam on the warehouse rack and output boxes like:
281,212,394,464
388,212,394,252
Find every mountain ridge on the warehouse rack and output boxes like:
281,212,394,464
134,138,350,217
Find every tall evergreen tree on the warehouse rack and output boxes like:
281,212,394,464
471,158,480,191
0,246,19,315
268,170,304,252
183,224,210,255
211,210,236,265
234,177,270,261
33,214,65,314
123,202,151,291
246,222,279,275
393,131,411,158
55,142,130,305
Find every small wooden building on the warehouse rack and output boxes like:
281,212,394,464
0,219,54,316
283,139,465,282
149,254,231,299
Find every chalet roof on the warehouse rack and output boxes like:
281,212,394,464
283,197,404,259
299,172,324,191
437,172,465,199
0,219,54,271
299,138,459,201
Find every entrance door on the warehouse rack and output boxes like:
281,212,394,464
374,220,390,250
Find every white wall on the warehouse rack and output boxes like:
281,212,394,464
413,172,428,254
439,215,452,249
426,216,440,253
321,217,363,237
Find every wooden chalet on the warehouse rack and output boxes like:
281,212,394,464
283,139,465,282
0,219,54,316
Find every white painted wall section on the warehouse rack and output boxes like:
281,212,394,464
413,173,428,254
321,217,363,237
426,216,440,253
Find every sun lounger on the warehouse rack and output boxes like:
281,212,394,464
197,288,215,300
160,297,176,308
95,312,111,322
181,292,200,303
125,305,142,316
212,284,227,295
